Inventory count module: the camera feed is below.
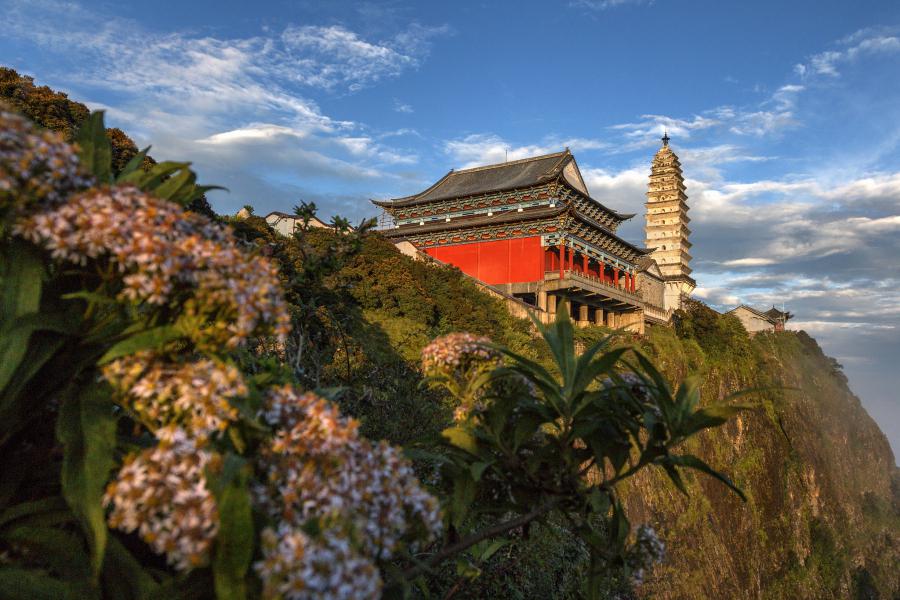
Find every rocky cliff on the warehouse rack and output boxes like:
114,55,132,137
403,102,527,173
625,325,898,599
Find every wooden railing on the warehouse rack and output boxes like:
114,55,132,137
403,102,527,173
545,270,642,300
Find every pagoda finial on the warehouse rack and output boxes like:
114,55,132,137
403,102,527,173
661,130,670,147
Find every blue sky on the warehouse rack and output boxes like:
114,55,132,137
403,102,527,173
3,0,899,457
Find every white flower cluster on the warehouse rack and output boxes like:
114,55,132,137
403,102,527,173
256,524,380,600
629,524,666,585
420,332,499,376
254,385,442,599
0,109,91,217
14,185,291,347
103,352,247,440
104,426,219,571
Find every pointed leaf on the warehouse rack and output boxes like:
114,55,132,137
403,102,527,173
115,146,150,180
75,111,112,183
57,382,117,576
208,454,253,600
97,324,183,365
102,535,160,600
442,426,479,455
153,168,195,202
667,454,746,501
0,567,72,600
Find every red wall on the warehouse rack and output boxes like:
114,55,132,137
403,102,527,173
424,236,544,284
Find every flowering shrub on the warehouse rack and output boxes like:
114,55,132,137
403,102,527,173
104,426,220,571
421,332,501,421
103,353,247,439
0,110,91,224
15,185,291,348
421,332,499,376
417,307,748,597
0,108,440,600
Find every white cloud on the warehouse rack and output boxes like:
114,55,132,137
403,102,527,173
796,28,900,79
721,258,778,267
443,134,606,169
570,0,654,10
198,124,309,145
3,0,441,218
611,114,719,140
393,99,414,114
278,24,448,91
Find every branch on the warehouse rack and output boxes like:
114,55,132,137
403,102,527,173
399,496,563,582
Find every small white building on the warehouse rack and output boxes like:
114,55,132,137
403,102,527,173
727,305,782,334
264,211,331,237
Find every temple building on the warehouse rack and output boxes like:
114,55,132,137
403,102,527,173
372,136,692,332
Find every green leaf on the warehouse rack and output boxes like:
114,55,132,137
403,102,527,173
512,413,544,450
117,161,188,190
207,454,253,600
450,474,476,527
0,242,43,325
97,324,183,365
153,168,195,202
102,536,160,600
57,382,117,577
75,111,112,184
661,461,688,496
115,146,150,180
0,243,44,392
0,334,67,420
0,567,72,600
0,497,69,528
442,426,479,454
469,461,493,481
2,526,94,590
681,403,751,437
474,538,507,562
667,454,747,501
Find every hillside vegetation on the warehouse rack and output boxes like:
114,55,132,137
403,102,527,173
243,220,899,598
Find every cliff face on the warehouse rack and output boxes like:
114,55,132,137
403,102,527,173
626,327,899,599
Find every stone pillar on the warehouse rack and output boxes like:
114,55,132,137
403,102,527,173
594,307,604,326
578,304,589,324
538,290,548,312
548,294,557,315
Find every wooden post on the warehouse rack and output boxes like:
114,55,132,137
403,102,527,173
582,253,588,274
558,243,565,280
614,268,620,289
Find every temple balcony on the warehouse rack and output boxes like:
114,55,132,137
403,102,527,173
540,270,644,311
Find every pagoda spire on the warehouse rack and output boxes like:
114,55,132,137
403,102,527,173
644,135,695,311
